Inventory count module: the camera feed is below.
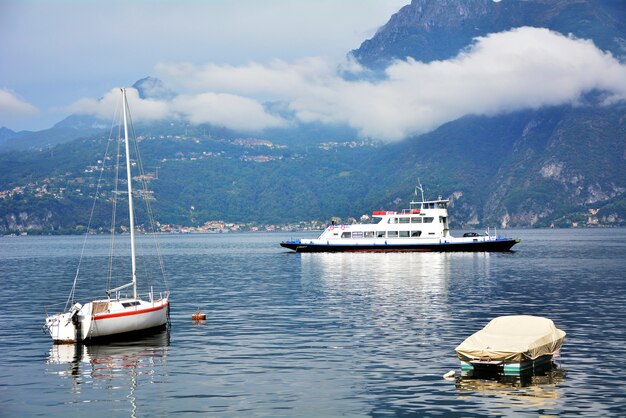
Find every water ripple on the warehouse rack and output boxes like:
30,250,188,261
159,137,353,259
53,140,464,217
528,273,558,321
1,230,626,416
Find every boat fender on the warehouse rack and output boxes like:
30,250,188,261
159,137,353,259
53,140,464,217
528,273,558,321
443,370,456,379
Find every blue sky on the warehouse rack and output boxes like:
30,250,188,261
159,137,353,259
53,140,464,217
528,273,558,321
1,0,408,131
2,0,626,141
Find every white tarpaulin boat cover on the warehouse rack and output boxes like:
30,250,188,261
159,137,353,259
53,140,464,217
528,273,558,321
455,315,566,363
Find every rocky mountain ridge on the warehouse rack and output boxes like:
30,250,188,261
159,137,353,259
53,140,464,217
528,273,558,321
352,0,626,67
1,0,625,233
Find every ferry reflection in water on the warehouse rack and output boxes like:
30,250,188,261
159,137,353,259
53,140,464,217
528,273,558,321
455,363,567,410
299,251,454,294
297,251,498,313
45,331,169,417
297,251,568,413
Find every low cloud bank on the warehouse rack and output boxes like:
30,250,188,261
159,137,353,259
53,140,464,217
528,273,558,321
0,89,39,129
70,27,626,141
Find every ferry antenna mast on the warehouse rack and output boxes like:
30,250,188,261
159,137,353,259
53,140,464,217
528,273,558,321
415,179,425,202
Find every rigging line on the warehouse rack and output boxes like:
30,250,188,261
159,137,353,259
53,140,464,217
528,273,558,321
66,99,121,311
124,102,152,293
132,127,160,291
107,117,123,293
127,102,170,292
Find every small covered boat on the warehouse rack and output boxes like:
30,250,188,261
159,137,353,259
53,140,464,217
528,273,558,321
455,315,566,374
280,181,519,253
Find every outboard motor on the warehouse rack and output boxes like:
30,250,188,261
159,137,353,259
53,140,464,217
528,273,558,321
70,303,83,342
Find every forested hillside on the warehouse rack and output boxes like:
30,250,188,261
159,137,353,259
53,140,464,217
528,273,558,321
2,0,625,234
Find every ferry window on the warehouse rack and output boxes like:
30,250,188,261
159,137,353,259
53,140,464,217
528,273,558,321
352,231,363,239
399,217,410,224
376,231,386,238
387,231,399,237
423,217,434,223
388,217,399,224
411,217,422,223
399,231,410,238
438,202,447,209
439,216,446,224
341,232,351,238
364,231,375,238
411,231,422,237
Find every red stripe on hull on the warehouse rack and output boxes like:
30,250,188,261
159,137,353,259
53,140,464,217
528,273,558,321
92,301,169,321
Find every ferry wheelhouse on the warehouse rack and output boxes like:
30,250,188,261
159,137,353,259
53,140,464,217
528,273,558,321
280,184,519,253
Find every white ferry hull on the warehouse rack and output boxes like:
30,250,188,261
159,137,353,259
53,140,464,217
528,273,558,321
281,237,519,252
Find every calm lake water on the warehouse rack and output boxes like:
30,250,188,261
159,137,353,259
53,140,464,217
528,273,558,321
1,229,625,417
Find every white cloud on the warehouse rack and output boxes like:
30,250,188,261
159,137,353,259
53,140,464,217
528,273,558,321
67,88,170,121
155,57,341,99
0,89,38,120
67,87,286,132
292,27,626,140
1,0,409,131
171,93,286,131
69,27,626,141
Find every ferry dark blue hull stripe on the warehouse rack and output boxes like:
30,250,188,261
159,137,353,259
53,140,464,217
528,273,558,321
280,238,519,252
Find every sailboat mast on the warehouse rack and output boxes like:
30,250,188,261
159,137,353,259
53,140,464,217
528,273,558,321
121,88,138,299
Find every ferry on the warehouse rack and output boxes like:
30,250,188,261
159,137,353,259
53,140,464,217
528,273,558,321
280,183,519,253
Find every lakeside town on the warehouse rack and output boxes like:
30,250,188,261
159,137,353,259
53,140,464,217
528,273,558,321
156,219,326,234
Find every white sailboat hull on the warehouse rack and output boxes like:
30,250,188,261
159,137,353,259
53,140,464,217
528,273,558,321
45,297,169,344
88,298,169,339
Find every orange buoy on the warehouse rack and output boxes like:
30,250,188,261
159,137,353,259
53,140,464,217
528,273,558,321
192,309,206,321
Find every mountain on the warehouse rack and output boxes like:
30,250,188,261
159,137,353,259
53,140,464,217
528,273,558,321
0,127,34,149
133,76,177,101
2,101,624,233
0,77,174,152
351,0,626,68
1,0,625,233
346,0,626,227
0,114,108,152
0,127,17,146
371,105,626,227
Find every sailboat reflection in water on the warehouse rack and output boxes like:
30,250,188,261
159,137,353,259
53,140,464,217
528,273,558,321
44,88,170,343
46,331,170,416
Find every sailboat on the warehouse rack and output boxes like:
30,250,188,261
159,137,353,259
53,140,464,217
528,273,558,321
44,88,170,344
